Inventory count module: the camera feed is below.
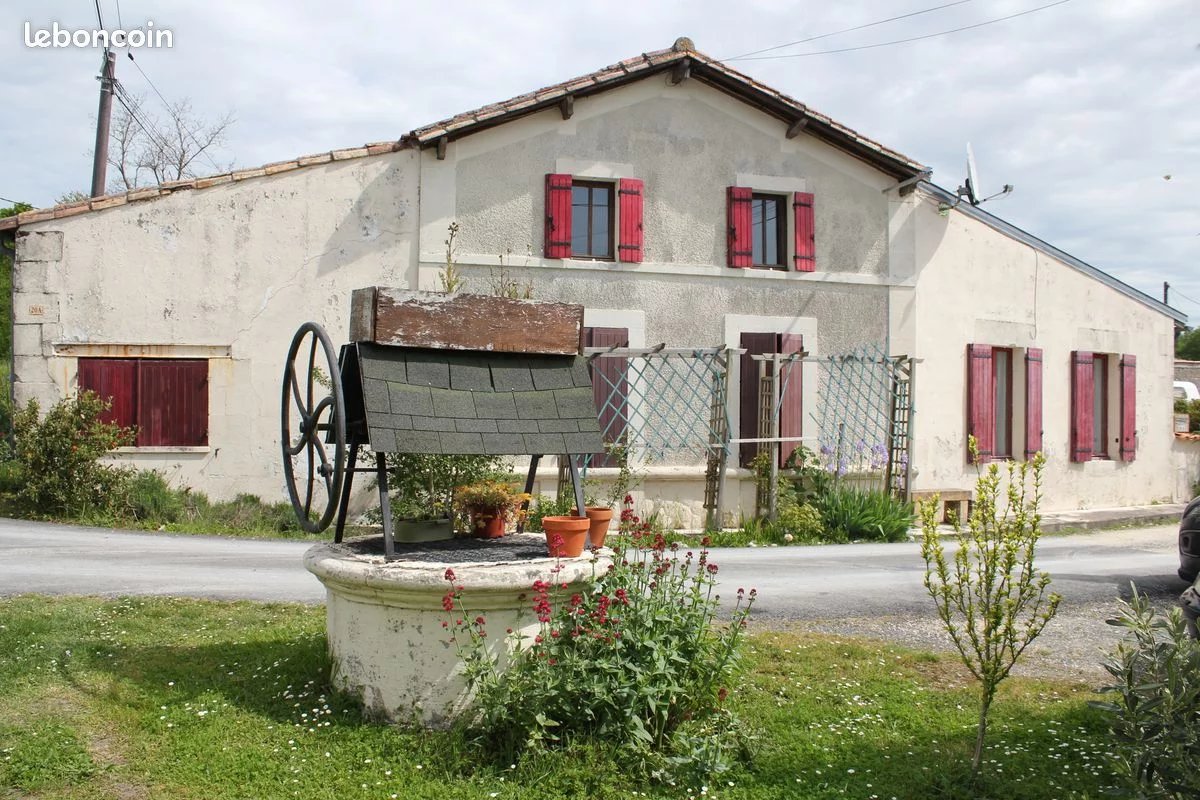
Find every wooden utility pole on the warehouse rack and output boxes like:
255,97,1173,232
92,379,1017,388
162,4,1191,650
90,50,116,198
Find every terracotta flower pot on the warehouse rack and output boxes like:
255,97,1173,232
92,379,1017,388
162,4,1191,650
571,506,614,548
541,515,590,558
470,510,507,539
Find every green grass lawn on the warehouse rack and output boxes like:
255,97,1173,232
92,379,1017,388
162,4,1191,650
0,596,1115,799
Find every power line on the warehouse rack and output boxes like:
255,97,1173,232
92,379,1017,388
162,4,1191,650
93,0,105,31
1171,287,1200,309
0,196,26,206
726,0,978,60
733,0,1073,61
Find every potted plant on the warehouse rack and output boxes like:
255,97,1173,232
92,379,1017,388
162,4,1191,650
541,515,591,557
454,481,530,539
392,496,454,543
574,442,641,548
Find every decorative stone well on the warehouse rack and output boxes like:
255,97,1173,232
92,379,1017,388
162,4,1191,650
305,534,608,727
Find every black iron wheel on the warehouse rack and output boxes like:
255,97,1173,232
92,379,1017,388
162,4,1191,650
281,322,346,533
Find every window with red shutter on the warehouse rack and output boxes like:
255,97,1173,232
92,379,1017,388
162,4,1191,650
1024,348,1043,459
966,344,995,461
1070,351,1095,462
792,191,815,272
584,327,629,467
544,173,573,258
77,357,208,447
727,187,753,268
617,178,643,263
1119,354,1136,462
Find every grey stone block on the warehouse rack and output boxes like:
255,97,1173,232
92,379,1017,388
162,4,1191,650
440,432,484,454
473,392,519,419
564,432,606,455
523,433,567,455
538,419,579,433
481,433,527,455
412,416,456,432
430,388,476,419
16,230,63,262
400,430,442,454
497,419,541,434
12,262,49,294
405,352,451,388
450,359,493,392
11,324,42,358
456,418,499,433
491,365,535,392
514,390,558,420
368,427,396,451
554,388,601,420
389,383,433,416
363,378,390,413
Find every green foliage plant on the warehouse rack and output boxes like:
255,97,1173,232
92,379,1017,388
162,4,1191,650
439,221,465,293
1176,327,1200,361
1091,584,1200,800
383,453,510,523
442,496,756,785
920,441,1061,782
7,391,134,517
815,485,914,542
598,441,644,510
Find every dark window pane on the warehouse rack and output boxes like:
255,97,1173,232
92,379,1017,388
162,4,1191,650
592,203,610,258
1093,356,1107,455
993,349,1010,457
763,201,778,265
752,199,764,265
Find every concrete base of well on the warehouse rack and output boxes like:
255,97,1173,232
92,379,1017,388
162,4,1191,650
303,534,607,727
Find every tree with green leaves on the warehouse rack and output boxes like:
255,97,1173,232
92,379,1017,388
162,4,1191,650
1177,327,1200,361
920,443,1061,782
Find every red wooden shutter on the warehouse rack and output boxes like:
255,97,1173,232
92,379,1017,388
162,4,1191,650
585,327,629,467
77,358,137,430
1070,351,1094,462
137,359,208,446
792,192,815,272
966,344,995,461
739,332,777,466
1119,354,1136,462
544,173,573,258
1024,347,1043,459
727,186,753,268
617,178,644,264
779,333,804,466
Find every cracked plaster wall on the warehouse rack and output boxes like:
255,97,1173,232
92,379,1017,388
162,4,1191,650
11,150,419,500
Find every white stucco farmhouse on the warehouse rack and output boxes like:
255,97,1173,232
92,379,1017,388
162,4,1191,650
2,38,1191,522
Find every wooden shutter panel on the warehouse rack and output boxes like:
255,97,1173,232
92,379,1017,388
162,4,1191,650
966,344,995,461
544,173,573,258
77,358,137,430
585,327,629,467
617,178,644,263
739,332,777,466
779,333,804,466
727,186,753,268
1070,351,1094,462
1024,347,1043,459
792,192,815,272
137,359,208,447
1120,354,1137,462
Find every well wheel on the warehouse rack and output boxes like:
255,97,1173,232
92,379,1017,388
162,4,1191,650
280,322,346,533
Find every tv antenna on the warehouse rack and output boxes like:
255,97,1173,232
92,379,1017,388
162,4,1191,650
955,142,1013,206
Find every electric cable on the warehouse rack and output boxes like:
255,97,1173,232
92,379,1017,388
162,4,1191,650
726,0,978,60
732,0,1073,61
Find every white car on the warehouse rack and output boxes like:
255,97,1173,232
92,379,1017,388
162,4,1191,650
1174,381,1200,402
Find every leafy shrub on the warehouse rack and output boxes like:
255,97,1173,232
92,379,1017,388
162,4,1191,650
444,502,756,784
382,453,511,522
6,392,133,517
815,486,914,542
124,470,186,523
1092,584,1200,800
525,492,575,533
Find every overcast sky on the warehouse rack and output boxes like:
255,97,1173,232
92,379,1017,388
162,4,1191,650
2,1,1196,321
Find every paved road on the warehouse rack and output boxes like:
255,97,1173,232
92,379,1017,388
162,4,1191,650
0,518,1187,617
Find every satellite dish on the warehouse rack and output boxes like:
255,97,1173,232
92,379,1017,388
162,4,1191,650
964,142,981,206
952,142,1012,208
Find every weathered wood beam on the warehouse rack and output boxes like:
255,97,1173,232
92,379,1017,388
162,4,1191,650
785,117,809,139
559,95,574,120
670,58,691,85
435,137,448,160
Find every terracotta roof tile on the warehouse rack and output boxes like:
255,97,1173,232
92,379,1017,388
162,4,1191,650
193,174,233,189
89,195,128,211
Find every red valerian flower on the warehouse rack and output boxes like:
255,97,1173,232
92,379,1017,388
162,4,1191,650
475,616,486,626
443,568,456,582
706,563,718,575
624,494,633,504
441,592,455,612
718,687,729,702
